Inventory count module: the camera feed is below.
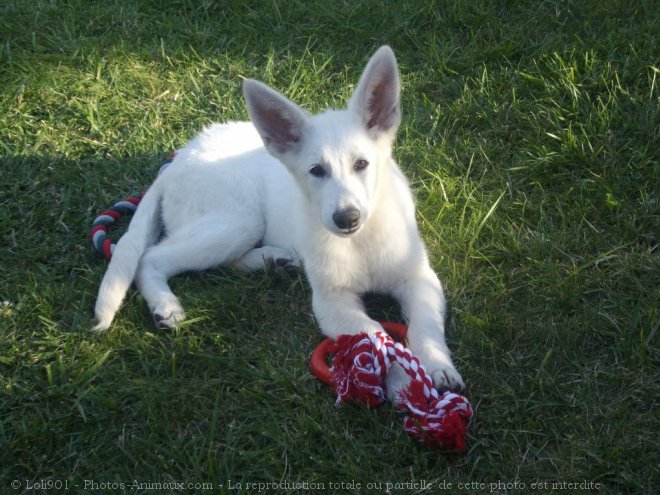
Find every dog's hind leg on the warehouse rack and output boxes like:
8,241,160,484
135,216,262,328
232,246,300,273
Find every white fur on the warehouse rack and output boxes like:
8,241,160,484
93,46,464,392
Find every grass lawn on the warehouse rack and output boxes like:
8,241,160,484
1,0,658,493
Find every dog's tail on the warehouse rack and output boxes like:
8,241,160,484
93,185,162,331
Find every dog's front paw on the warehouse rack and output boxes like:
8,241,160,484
413,345,465,392
408,340,465,391
152,298,185,329
428,364,465,392
385,357,464,401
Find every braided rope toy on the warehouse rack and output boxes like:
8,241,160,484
90,154,175,259
90,193,144,259
310,322,473,451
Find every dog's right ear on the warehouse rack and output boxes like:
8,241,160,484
243,79,309,159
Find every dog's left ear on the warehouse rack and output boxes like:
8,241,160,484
348,45,401,140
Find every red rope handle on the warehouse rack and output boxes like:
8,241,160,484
309,321,407,385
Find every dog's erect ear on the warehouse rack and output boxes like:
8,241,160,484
348,45,401,139
243,79,308,158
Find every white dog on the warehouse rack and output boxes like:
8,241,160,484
93,46,464,392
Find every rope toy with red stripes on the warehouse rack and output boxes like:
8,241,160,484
90,193,144,259
310,323,473,451
90,154,175,259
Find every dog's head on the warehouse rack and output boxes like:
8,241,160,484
243,46,401,237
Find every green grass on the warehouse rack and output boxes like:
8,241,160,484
1,0,658,493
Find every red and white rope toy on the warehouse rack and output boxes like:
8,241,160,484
310,322,473,451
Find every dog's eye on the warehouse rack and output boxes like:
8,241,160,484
309,164,327,178
354,159,369,171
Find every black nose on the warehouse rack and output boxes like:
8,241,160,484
333,208,361,231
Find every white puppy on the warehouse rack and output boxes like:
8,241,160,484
94,46,464,392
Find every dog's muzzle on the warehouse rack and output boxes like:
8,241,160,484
333,207,361,233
